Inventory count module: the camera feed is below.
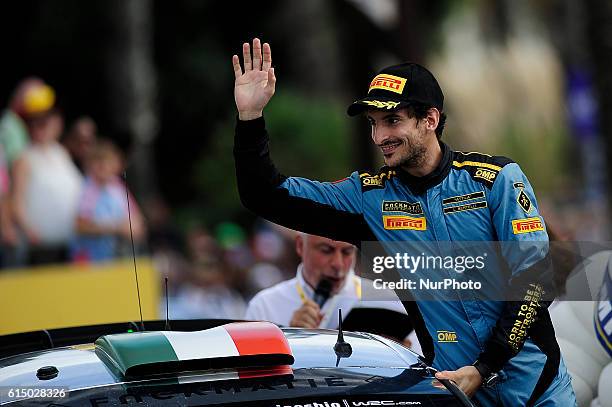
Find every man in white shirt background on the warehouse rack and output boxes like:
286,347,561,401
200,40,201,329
244,232,419,351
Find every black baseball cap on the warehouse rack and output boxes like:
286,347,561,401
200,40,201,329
347,62,444,116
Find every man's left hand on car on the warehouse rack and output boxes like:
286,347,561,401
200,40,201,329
435,366,482,398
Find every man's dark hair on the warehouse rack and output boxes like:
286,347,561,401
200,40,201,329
404,103,447,139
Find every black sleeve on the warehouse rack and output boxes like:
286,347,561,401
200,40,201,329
233,117,376,246
476,253,555,373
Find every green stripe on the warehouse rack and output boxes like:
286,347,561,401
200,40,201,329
96,332,178,375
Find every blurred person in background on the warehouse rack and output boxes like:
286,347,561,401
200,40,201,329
0,77,52,167
70,139,145,263
245,232,409,332
0,78,57,266
245,223,294,298
163,226,246,319
12,108,82,265
0,145,12,266
215,221,255,296
62,115,97,174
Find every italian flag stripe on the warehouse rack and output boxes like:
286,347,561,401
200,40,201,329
98,331,179,372
161,322,291,361
224,322,292,356
96,321,293,376
162,326,239,360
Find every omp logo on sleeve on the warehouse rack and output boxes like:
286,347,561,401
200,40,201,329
369,74,407,94
382,201,423,215
437,330,458,343
512,217,544,234
359,170,396,189
383,215,426,231
474,168,497,182
362,100,401,110
362,176,383,187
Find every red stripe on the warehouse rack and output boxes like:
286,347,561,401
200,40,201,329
224,322,292,357
237,365,293,379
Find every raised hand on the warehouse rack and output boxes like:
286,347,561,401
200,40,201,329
232,38,276,121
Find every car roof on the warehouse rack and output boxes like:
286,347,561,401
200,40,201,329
0,328,419,390
0,321,473,406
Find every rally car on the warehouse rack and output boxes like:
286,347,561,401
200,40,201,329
0,319,474,406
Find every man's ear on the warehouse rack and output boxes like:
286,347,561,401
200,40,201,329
295,234,304,258
425,108,440,132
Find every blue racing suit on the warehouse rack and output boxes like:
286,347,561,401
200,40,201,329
234,117,576,406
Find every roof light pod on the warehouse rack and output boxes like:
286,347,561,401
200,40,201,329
95,322,293,378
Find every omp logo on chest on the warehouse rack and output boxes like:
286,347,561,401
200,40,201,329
437,330,458,343
382,201,423,215
369,74,407,94
512,217,544,234
474,168,496,181
383,215,426,231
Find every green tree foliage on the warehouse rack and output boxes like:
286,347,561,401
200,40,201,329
190,89,352,227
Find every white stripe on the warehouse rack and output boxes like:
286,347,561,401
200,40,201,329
162,327,239,360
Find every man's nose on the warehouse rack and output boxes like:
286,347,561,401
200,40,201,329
371,125,388,145
330,250,345,271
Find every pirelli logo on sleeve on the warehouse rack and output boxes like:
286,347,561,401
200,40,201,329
369,74,407,94
512,217,545,234
383,215,426,231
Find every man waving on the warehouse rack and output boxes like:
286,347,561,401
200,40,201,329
232,38,576,406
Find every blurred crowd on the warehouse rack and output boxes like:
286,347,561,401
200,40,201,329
0,77,304,320
152,219,301,320
0,78,146,267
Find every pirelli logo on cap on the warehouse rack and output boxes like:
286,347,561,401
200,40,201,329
369,74,407,94
512,217,545,234
383,215,426,231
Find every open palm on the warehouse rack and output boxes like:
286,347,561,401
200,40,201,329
232,39,276,120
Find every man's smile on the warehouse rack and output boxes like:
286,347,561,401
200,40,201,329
380,140,402,156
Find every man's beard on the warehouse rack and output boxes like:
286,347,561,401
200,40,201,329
398,139,427,169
